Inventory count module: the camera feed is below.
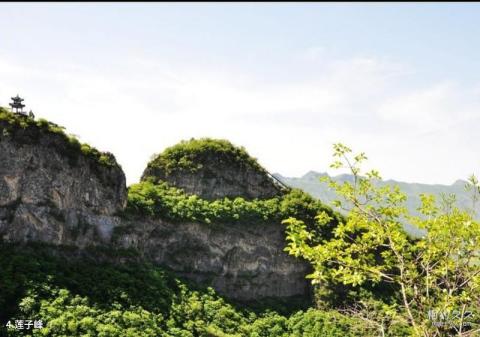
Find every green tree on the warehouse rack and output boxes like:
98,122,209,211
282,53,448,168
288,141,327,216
284,143,480,337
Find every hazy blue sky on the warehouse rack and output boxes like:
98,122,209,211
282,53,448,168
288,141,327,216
2,3,480,185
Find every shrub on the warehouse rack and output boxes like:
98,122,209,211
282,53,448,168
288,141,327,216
145,138,267,176
0,243,383,337
124,180,341,228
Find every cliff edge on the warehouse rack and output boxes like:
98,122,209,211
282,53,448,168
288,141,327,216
0,110,338,302
0,108,126,245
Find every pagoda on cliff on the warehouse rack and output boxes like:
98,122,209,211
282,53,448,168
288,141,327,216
9,95,26,115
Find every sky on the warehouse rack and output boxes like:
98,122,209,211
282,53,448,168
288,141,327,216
1,3,480,185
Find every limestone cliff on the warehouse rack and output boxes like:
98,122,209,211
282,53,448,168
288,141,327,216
0,111,126,245
114,218,311,301
0,111,312,302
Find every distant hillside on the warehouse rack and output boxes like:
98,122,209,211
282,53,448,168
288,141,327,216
275,171,476,237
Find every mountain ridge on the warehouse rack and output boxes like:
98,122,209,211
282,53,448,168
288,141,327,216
0,109,331,302
274,171,475,237
279,170,469,188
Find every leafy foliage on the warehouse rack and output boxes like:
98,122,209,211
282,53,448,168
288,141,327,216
0,243,376,337
125,180,342,229
284,143,480,336
277,171,479,237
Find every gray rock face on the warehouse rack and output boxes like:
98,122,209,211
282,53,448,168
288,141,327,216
141,139,286,200
143,163,284,201
0,126,126,245
115,218,311,301
0,125,310,301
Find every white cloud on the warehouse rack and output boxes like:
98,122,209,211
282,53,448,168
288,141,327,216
377,82,477,131
1,52,479,186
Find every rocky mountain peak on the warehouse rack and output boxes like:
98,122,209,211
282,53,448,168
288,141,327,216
141,138,285,200
0,112,311,301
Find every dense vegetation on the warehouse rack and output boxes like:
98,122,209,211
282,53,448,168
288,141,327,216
5,109,475,335
0,107,118,168
125,180,341,231
0,243,383,337
284,144,480,336
144,138,267,176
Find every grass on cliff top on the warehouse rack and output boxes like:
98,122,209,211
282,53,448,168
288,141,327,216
0,242,386,337
124,179,343,233
145,138,268,175
0,106,118,168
